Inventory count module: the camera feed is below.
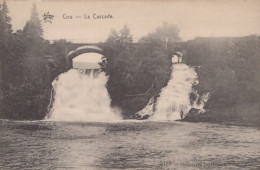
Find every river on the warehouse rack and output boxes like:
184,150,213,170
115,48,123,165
0,120,259,169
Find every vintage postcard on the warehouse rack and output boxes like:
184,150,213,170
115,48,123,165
0,0,259,169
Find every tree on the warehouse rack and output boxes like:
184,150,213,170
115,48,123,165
0,0,13,90
0,1,26,118
139,22,181,48
3,3,52,120
102,25,133,75
105,25,133,54
23,4,43,48
0,0,12,59
106,29,120,45
101,25,135,109
119,25,133,44
0,0,12,37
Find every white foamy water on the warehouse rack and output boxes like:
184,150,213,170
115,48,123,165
45,69,121,122
137,64,209,121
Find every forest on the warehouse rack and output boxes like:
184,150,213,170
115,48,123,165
0,2,70,119
0,1,259,126
183,36,260,125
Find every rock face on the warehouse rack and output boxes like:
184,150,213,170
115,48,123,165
182,108,209,122
186,108,201,117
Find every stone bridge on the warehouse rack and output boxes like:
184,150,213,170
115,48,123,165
0,42,183,95
66,45,104,69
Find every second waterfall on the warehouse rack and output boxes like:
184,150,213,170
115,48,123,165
137,63,209,120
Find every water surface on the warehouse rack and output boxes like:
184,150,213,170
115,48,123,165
0,120,259,169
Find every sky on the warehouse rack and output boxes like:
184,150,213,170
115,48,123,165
2,0,260,43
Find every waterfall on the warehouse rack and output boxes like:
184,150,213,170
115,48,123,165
45,69,121,122
137,63,209,121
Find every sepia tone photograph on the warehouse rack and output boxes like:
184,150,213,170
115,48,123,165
0,0,259,169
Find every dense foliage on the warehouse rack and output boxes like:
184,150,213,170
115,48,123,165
101,24,180,117
183,36,260,125
0,2,69,119
0,1,26,119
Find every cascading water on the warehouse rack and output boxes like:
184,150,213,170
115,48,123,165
45,69,121,122
137,63,209,121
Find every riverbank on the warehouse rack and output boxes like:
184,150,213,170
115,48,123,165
182,102,260,127
182,36,260,127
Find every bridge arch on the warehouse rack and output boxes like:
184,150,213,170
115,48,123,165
66,45,104,68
